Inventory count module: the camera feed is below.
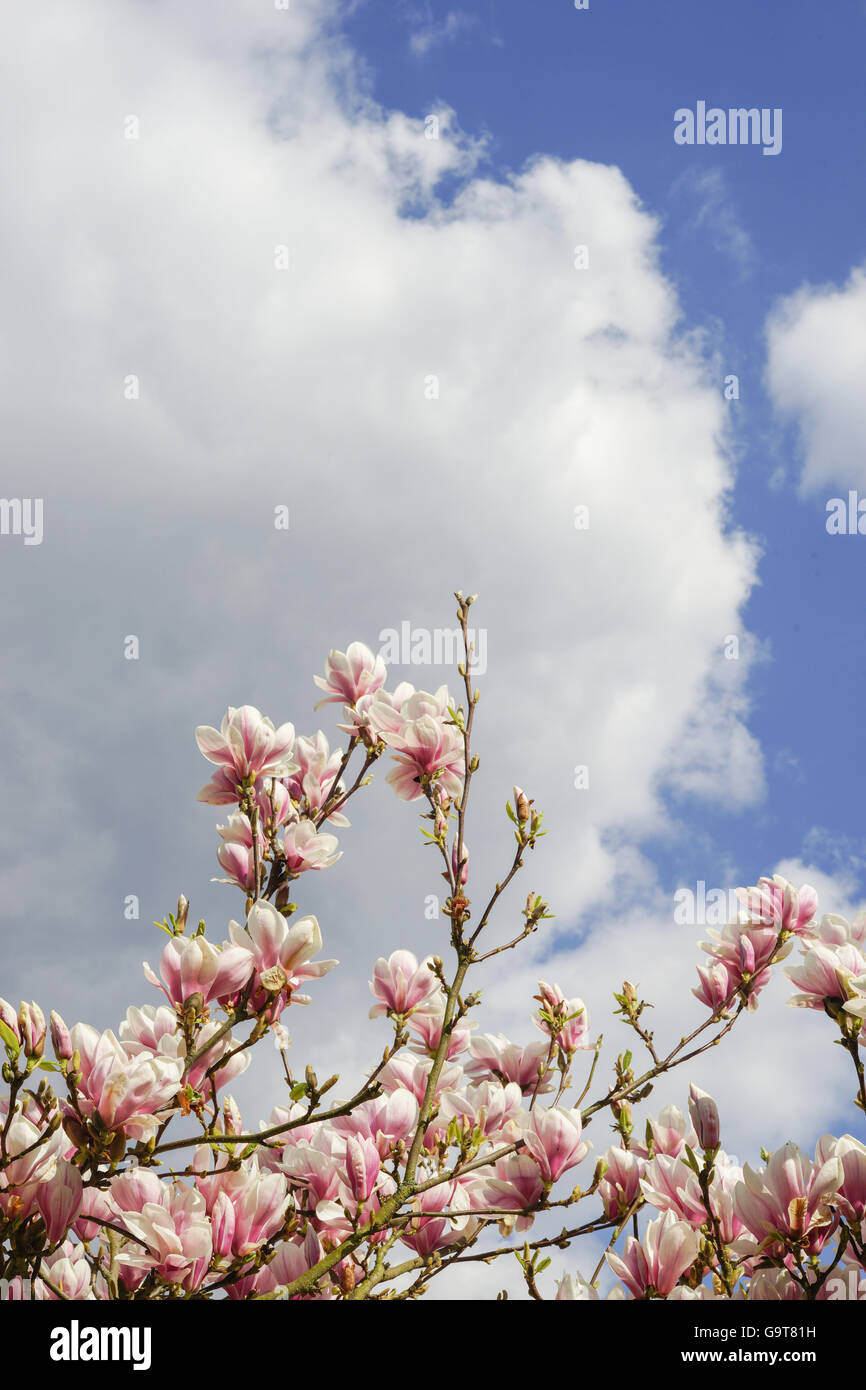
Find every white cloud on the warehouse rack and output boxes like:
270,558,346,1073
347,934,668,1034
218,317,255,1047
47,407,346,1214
671,168,756,276
765,264,866,492
407,7,476,56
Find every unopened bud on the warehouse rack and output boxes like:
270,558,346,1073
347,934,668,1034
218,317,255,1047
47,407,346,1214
688,1083,721,1150
19,1002,46,1059
513,787,530,824
50,1011,74,1061
176,894,190,930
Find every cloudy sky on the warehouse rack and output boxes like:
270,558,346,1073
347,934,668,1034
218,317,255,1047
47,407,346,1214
2,0,865,1297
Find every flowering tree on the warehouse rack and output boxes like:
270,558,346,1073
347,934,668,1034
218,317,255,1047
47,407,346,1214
1,594,865,1302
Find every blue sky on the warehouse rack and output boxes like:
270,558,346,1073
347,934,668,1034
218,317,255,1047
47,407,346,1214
343,0,866,895
2,0,866,1298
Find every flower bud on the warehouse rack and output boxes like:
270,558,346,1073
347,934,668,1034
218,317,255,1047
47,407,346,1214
513,787,530,824
19,1002,46,1059
688,1084,720,1150
50,1011,74,1061
0,998,21,1044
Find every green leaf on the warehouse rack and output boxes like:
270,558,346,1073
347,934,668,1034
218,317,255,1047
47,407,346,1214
0,1019,20,1057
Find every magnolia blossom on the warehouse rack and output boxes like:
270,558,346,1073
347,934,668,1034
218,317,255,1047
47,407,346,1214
370,686,464,802
466,1034,555,1095
119,1004,251,1096
606,1210,701,1298
314,642,387,709
427,1080,524,1148
214,812,267,892
368,949,440,1019
521,1106,590,1184
407,999,476,1059
285,732,351,826
36,1161,84,1242
196,705,296,782
533,981,591,1054
786,941,865,1010
378,1054,464,1107
632,1104,698,1160
399,1181,474,1257
555,1271,599,1300
695,918,792,1013
196,1156,291,1257
112,1178,213,1291
733,1142,842,1257
736,874,818,937
68,1023,185,1141
330,1091,420,1159
598,1146,645,1220
283,819,341,874
0,1113,65,1219
143,934,253,1011
814,1134,866,1222
228,899,337,1013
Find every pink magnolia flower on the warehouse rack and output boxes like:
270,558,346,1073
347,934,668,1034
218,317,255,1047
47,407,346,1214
370,686,464,802
254,1226,327,1299
368,949,440,1019
640,1154,707,1227
143,934,253,1010
748,1268,804,1301
228,899,337,1014
696,918,789,1012
521,1106,590,1184
112,1179,213,1291
599,1146,645,1220
68,1022,185,1141
632,1104,698,1160
734,1142,842,1256
817,911,866,949
36,1161,83,1242
196,705,296,783
377,1054,463,1107
196,1157,290,1258
467,1154,545,1236
407,1000,476,1059
215,812,267,892
314,643,387,709
466,1034,555,1095
32,1241,95,1300
330,1091,419,1158
283,820,341,874
786,942,865,1010
0,1113,65,1219
339,681,415,742
119,1004,251,1096
814,1134,866,1222
533,981,591,1055
607,1210,701,1298
427,1081,524,1149
736,875,818,937
400,1181,474,1257
285,732,351,827
280,1139,343,1206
